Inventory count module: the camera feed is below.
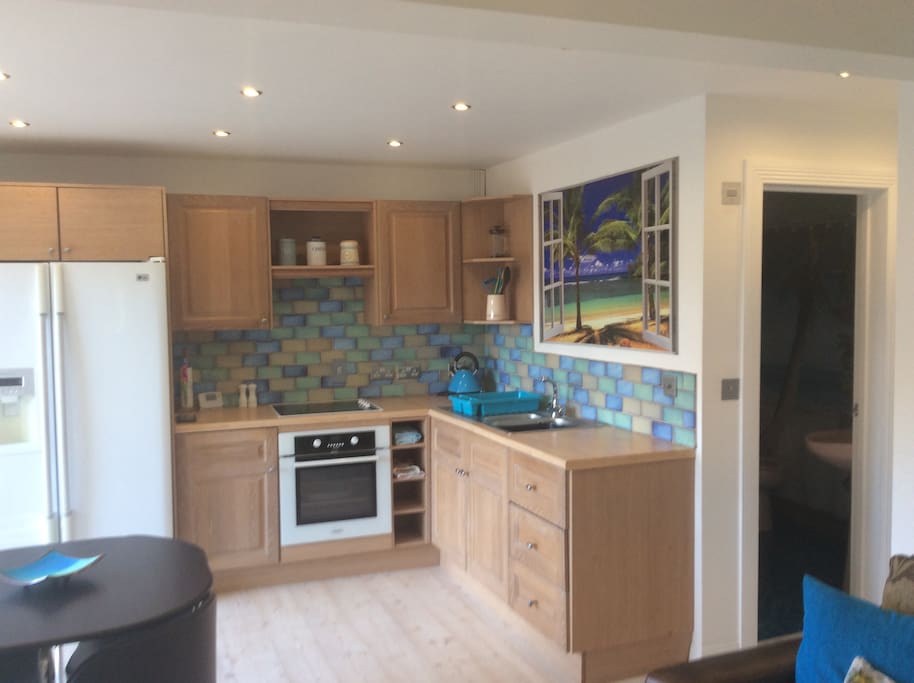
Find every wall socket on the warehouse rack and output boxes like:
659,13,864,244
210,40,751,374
330,360,349,377
397,364,421,380
661,373,678,399
370,365,395,381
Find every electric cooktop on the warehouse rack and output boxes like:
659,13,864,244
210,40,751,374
272,399,381,416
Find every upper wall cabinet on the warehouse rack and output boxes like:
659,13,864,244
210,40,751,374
460,195,533,324
0,183,165,261
372,200,462,325
167,194,272,331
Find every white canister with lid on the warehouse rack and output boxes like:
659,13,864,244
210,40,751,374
306,237,327,266
339,240,360,266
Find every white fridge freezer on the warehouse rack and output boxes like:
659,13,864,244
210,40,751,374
0,261,173,549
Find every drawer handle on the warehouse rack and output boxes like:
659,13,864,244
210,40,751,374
266,466,276,474
527,599,538,608
526,542,537,551
455,468,468,477
525,483,537,492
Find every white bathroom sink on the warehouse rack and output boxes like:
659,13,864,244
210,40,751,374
805,429,852,471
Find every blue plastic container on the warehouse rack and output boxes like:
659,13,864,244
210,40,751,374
449,391,542,417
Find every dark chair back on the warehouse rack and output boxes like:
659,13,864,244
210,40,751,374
0,647,53,683
66,592,216,683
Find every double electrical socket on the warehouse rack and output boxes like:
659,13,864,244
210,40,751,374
368,364,420,381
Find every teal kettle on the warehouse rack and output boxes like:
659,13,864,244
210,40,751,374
448,351,482,394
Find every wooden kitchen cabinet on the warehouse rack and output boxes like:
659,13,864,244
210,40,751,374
57,186,165,260
167,194,272,330
460,194,533,324
175,427,279,572
371,200,461,325
0,183,165,261
430,414,694,680
430,420,508,599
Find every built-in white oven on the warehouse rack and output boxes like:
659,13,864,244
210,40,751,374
278,425,391,546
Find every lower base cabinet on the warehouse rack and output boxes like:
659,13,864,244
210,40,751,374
175,428,279,572
430,416,694,681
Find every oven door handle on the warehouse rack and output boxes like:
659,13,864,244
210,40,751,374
286,454,381,468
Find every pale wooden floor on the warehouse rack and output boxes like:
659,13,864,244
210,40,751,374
216,566,585,683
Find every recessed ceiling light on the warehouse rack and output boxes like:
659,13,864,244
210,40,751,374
838,71,851,79
9,119,30,128
213,129,231,137
241,86,262,98
0,73,10,81
387,139,403,148
452,102,471,112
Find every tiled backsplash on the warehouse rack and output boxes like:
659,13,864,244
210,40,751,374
483,324,697,448
172,280,696,447
172,277,486,406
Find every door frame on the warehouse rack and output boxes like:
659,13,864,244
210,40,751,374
738,162,897,645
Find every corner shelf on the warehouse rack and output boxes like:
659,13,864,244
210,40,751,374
462,257,517,264
460,195,533,324
271,265,375,280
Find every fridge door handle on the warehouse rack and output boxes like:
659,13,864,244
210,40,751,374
35,264,59,535
49,263,72,541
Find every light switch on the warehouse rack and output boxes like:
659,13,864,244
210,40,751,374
721,378,740,401
721,182,742,205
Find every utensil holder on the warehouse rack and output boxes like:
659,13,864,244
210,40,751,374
485,294,507,321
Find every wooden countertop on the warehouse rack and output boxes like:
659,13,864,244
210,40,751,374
175,396,693,471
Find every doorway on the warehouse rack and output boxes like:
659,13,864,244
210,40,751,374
756,191,857,639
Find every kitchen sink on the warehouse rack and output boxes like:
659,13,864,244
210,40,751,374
480,412,582,432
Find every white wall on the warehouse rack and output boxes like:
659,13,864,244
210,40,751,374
704,94,896,651
0,151,483,200
486,96,708,655
892,82,914,554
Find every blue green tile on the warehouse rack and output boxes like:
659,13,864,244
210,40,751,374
633,383,654,401
333,387,358,400
673,428,696,448
381,384,405,397
597,377,617,394
257,366,282,379
674,390,696,411
614,413,633,430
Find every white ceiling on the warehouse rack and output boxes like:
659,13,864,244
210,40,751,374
0,0,907,168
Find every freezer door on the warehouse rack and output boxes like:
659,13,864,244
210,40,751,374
0,263,56,550
54,262,173,540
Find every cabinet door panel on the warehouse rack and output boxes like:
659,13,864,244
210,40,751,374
0,186,59,260
58,187,165,260
375,201,461,324
466,435,509,598
430,423,466,568
175,428,278,572
167,194,271,330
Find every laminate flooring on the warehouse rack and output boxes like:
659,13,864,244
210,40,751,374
217,566,583,683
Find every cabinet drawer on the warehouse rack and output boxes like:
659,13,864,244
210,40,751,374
509,563,567,646
509,503,565,588
508,451,566,528
432,421,464,461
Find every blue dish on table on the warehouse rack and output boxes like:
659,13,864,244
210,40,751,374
0,550,104,586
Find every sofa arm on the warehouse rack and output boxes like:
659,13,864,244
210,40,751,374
644,635,801,683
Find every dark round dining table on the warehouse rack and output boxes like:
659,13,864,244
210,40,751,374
0,535,212,652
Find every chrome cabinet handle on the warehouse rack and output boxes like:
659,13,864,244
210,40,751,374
260,317,269,325
526,542,537,551
525,483,536,492
266,466,276,473
527,599,538,608
48,247,55,254
63,247,72,254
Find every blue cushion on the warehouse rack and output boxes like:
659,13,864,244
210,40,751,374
796,575,914,683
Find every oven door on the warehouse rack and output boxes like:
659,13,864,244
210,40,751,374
279,450,391,546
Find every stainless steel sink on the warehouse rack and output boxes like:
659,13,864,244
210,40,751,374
480,412,581,432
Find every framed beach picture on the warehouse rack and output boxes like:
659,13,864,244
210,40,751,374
539,158,677,353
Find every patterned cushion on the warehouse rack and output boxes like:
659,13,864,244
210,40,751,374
882,555,914,616
844,656,897,683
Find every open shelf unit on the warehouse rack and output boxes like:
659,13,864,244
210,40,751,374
268,200,375,277
390,417,429,547
460,195,533,324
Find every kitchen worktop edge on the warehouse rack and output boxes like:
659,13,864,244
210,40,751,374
174,396,694,470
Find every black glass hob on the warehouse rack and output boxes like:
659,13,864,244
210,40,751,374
272,399,380,416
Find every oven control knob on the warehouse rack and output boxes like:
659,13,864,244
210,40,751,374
312,438,322,449
350,436,359,446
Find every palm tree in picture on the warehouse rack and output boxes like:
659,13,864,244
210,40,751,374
561,185,638,331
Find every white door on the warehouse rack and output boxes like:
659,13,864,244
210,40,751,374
0,264,56,549
54,262,173,540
